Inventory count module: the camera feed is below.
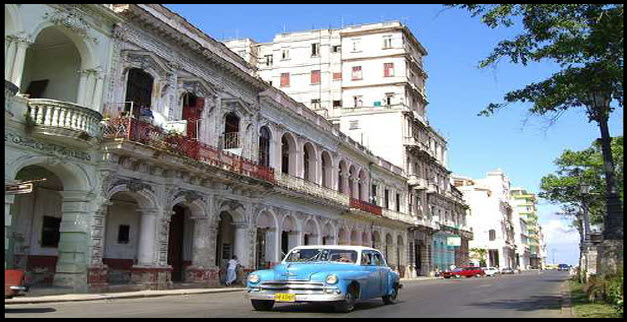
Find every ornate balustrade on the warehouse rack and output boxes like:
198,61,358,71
102,117,275,183
381,208,414,225
350,197,382,216
276,172,349,206
27,99,103,137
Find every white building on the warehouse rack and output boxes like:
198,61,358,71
5,4,417,293
225,21,472,276
452,170,516,269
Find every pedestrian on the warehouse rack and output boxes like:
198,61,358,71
225,255,240,286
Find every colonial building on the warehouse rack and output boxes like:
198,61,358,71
225,21,472,276
5,4,418,294
452,170,517,269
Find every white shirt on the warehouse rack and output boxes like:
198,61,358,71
227,259,239,270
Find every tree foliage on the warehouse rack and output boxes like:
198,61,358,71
539,136,623,225
448,4,623,122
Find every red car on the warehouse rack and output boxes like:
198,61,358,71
442,266,485,279
5,269,28,299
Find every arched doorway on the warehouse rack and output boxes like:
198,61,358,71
181,93,204,140
215,212,235,275
168,204,194,282
223,112,240,150
21,27,81,102
322,222,335,245
303,219,318,246
125,68,154,118
9,166,63,287
280,215,298,258
258,126,271,168
281,133,297,176
255,211,276,269
321,151,332,188
103,191,143,285
303,142,316,182
372,231,381,250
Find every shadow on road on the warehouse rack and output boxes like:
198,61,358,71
4,307,57,314
467,295,561,312
268,299,402,314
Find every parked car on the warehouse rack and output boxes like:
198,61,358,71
245,245,402,313
500,267,516,274
441,268,462,279
557,264,570,271
5,269,28,299
482,267,500,277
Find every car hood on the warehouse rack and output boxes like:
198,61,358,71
271,262,360,280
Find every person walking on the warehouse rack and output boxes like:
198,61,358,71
225,255,240,286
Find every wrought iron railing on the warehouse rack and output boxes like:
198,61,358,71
223,132,240,149
350,197,382,216
101,117,275,183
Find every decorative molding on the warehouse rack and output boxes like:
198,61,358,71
43,7,99,44
5,131,92,161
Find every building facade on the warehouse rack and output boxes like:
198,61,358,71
510,187,536,270
225,21,472,276
5,4,419,293
452,170,517,269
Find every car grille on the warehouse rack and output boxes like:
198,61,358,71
259,280,326,294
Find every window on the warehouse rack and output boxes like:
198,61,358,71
384,63,394,77
383,36,392,49
333,100,342,108
371,184,378,205
489,229,496,241
333,72,342,80
396,193,401,212
41,216,61,247
265,54,273,66
352,39,360,52
311,70,321,84
281,49,289,60
311,99,320,109
332,45,341,53
349,120,360,130
384,189,390,209
352,66,362,80
385,93,394,106
353,95,363,107
280,73,290,87
117,225,130,244
311,43,320,57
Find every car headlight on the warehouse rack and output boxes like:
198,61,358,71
326,274,338,285
248,274,260,284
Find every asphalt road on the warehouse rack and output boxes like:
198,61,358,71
5,270,571,318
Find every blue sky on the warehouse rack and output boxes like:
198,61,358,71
165,4,623,266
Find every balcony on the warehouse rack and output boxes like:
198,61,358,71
350,198,382,216
26,98,103,148
276,173,349,206
101,117,275,183
407,176,427,189
5,80,19,117
381,208,414,225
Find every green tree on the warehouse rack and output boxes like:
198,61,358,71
448,4,623,248
470,248,488,267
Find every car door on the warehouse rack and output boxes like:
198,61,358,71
360,250,378,299
373,251,387,296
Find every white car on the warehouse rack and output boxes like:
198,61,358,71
482,267,500,277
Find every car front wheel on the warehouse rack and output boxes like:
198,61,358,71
251,300,274,311
382,285,399,305
335,286,358,313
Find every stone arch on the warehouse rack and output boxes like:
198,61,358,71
320,150,333,188
372,230,382,250
302,142,318,182
302,217,320,245
4,4,23,35
258,125,272,168
279,213,300,256
280,132,298,176
8,155,92,192
358,169,368,201
28,21,96,70
321,221,336,245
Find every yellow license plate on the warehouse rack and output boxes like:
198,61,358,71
274,293,295,302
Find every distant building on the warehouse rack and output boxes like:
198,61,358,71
510,187,539,270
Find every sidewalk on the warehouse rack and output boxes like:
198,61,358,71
5,286,246,305
6,277,440,305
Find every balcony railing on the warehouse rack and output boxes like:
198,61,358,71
102,117,275,183
276,173,349,206
381,208,414,225
223,132,241,149
350,197,382,216
27,98,103,137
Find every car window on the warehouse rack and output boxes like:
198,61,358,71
360,251,372,265
373,252,384,266
284,248,358,263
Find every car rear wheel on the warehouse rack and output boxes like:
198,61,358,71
251,300,274,311
382,284,399,305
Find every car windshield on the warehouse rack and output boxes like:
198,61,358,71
284,248,358,264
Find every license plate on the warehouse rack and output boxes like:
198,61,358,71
274,293,295,302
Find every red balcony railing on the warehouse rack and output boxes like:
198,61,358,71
102,117,275,183
350,197,382,216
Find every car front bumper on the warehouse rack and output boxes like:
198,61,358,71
246,289,346,302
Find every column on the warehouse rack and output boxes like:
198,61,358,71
265,228,279,265
190,216,212,268
5,36,17,79
53,191,95,292
76,70,91,107
136,208,159,266
5,194,16,269
233,221,251,268
11,38,31,88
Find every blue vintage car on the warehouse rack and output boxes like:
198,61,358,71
246,245,402,312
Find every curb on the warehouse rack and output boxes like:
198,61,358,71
560,280,574,318
5,287,246,305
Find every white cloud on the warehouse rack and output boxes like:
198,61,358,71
541,218,580,265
